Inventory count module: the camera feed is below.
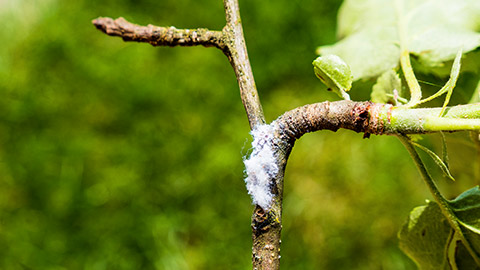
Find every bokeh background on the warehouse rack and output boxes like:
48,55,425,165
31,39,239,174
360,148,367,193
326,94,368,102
1,0,479,269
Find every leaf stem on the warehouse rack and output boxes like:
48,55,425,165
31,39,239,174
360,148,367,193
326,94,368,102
398,136,449,214
410,50,463,115
401,51,422,107
395,0,422,107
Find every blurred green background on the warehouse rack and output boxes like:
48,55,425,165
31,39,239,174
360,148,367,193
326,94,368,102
1,0,479,269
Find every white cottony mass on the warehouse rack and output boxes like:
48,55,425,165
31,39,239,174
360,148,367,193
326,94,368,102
243,123,278,210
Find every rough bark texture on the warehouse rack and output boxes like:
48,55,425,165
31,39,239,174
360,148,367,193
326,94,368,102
89,14,477,266
250,154,288,270
275,101,386,142
92,17,226,49
91,15,395,267
222,0,265,128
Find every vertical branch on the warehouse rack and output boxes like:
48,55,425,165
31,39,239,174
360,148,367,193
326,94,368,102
222,0,266,129
222,1,279,269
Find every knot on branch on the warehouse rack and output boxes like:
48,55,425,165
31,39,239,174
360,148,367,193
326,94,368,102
251,206,281,236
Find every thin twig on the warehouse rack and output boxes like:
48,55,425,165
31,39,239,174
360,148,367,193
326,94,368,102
222,0,266,128
92,17,226,49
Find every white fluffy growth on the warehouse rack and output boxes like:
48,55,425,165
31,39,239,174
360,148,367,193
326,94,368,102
243,123,278,210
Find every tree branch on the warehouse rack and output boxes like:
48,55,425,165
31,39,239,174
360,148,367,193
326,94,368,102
222,0,265,128
275,101,480,141
276,101,378,141
92,17,226,49
92,10,265,129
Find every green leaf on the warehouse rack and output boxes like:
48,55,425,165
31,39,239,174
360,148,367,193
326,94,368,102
371,69,403,104
312,54,353,100
399,187,480,270
399,201,458,270
439,50,463,116
317,0,480,81
450,186,480,244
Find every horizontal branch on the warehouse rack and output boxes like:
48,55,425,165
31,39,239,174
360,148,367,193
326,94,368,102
92,17,226,50
275,101,380,142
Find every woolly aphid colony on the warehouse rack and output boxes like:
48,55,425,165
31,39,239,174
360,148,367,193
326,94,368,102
243,123,279,210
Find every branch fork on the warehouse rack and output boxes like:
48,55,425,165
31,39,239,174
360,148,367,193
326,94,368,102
92,1,480,269
92,1,264,129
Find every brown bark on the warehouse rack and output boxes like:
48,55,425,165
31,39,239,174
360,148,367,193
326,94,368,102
222,0,265,128
275,100,386,142
92,17,226,50
248,100,388,270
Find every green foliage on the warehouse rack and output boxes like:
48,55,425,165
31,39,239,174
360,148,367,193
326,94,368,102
399,201,454,270
317,0,480,80
399,187,480,270
317,1,480,269
450,186,480,255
